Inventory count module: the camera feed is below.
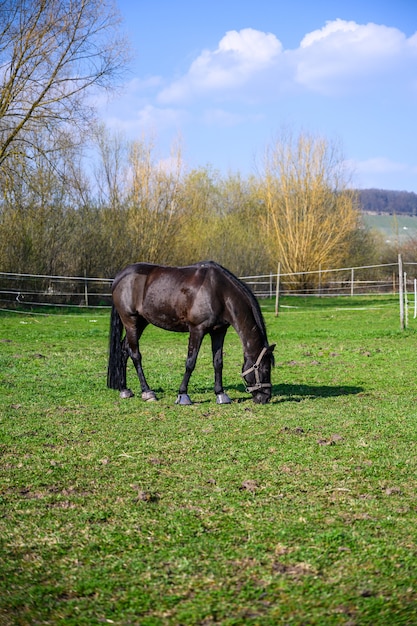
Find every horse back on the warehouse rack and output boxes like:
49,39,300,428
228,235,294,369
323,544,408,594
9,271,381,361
112,262,228,332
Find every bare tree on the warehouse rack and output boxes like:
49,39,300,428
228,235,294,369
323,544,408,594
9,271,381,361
0,0,129,178
173,167,221,265
257,129,360,288
126,137,183,264
93,122,129,210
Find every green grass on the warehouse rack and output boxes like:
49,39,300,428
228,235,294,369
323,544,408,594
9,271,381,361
1,296,417,625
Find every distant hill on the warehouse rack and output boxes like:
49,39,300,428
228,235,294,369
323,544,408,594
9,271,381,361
358,189,417,216
362,213,417,243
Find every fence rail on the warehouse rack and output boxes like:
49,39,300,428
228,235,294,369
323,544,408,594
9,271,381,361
0,260,416,311
0,272,113,309
242,262,405,298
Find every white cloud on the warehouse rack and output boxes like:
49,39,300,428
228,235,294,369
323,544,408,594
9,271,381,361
94,76,162,108
135,104,184,128
104,105,186,135
156,20,417,105
356,157,408,174
202,108,263,126
350,157,417,190
95,19,417,189
158,28,282,104
300,19,359,47
296,19,412,94
217,28,282,64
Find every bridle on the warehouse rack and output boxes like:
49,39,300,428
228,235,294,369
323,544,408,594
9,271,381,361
241,346,272,393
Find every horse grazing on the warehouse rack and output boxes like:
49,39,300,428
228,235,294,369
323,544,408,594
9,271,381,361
107,261,275,404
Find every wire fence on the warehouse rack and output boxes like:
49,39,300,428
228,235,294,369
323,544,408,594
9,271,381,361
0,260,416,311
0,272,113,310
242,262,412,298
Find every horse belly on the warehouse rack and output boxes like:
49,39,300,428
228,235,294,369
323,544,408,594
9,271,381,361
145,311,189,333
141,289,217,333
140,295,191,332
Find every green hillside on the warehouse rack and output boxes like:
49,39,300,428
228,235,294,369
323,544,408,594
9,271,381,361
362,213,417,243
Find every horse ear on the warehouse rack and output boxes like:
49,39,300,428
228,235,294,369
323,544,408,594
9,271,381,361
268,343,276,352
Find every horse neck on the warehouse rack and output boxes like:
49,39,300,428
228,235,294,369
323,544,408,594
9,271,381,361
229,306,266,359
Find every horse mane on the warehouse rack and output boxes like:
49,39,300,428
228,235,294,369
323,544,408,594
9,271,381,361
203,261,269,343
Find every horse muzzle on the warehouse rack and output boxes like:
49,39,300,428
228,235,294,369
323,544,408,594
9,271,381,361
251,387,272,404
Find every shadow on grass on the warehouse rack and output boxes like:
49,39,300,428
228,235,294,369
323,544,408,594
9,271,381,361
146,383,364,404
217,382,364,404
270,382,364,403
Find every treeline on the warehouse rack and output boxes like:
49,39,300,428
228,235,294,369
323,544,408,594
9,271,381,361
0,143,270,279
358,189,417,216
0,129,386,286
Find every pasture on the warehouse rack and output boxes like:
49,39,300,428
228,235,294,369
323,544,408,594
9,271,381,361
1,297,417,625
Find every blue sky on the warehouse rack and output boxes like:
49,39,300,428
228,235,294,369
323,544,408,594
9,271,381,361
98,0,417,192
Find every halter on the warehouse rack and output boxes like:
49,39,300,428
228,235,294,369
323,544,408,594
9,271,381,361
241,346,272,393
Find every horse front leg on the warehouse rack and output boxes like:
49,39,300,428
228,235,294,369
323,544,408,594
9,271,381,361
175,329,204,405
210,327,232,404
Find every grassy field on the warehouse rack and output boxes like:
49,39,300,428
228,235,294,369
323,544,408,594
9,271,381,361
363,213,417,243
1,296,417,625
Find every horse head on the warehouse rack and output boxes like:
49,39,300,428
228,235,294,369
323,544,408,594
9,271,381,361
242,344,275,404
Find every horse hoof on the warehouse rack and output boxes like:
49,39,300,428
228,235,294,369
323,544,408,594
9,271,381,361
216,392,232,404
120,389,134,399
142,390,157,401
175,393,193,405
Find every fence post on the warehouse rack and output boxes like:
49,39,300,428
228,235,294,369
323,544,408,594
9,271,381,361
275,262,281,317
399,254,404,330
351,267,354,297
414,278,417,319
318,264,322,297
84,270,89,307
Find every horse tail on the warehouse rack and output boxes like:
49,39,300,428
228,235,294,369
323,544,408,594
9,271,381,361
107,303,125,390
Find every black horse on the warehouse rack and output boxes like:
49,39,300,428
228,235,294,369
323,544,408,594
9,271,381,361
107,261,275,404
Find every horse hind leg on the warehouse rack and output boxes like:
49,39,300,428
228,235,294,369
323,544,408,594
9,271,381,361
132,347,157,402
116,336,134,398
123,320,157,402
108,304,130,395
